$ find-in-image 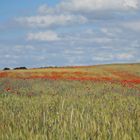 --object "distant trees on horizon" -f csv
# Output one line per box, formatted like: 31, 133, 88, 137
13, 67, 27, 70
3, 67, 27, 71
3, 67, 10, 71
